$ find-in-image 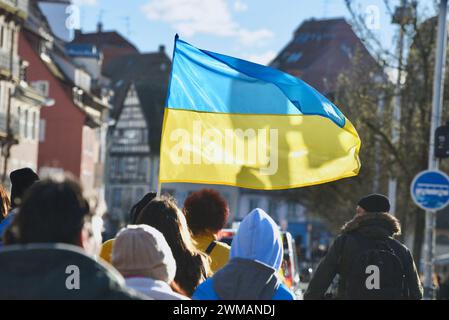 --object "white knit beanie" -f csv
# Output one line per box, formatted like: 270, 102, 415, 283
112, 224, 176, 283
